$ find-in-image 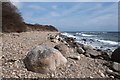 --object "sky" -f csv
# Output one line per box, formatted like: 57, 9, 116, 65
11, 2, 118, 31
